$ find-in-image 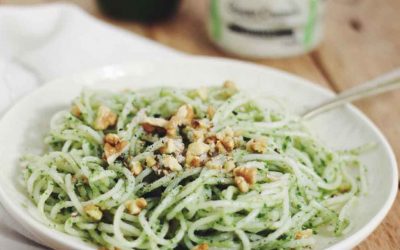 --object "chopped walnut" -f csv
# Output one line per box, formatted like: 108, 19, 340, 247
234, 130, 243, 137
162, 155, 183, 171
338, 183, 351, 193
207, 106, 215, 119
216, 127, 235, 152
221, 137, 235, 151
191, 119, 210, 130
125, 198, 147, 215
207, 141, 217, 156
70, 105, 81, 117
187, 141, 210, 156
188, 155, 202, 167
233, 135, 244, 148
205, 134, 217, 144
94, 105, 117, 130
191, 129, 206, 141
83, 204, 102, 221
141, 117, 168, 133
196, 87, 208, 100
81, 175, 89, 184
192, 243, 209, 250
295, 229, 313, 239
129, 161, 143, 176
205, 160, 223, 170
135, 197, 147, 208
186, 141, 210, 167
71, 175, 77, 183
233, 167, 257, 185
175, 104, 194, 122
166, 104, 194, 136
216, 127, 234, 139
205, 155, 225, 170
224, 160, 236, 172
187, 120, 210, 142
246, 137, 268, 154
234, 176, 249, 193
160, 138, 184, 154
215, 141, 227, 154
104, 133, 120, 145
103, 134, 129, 164
146, 156, 157, 167
71, 175, 88, 184
151, 164, 166, 176
223, 80, 237, 90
